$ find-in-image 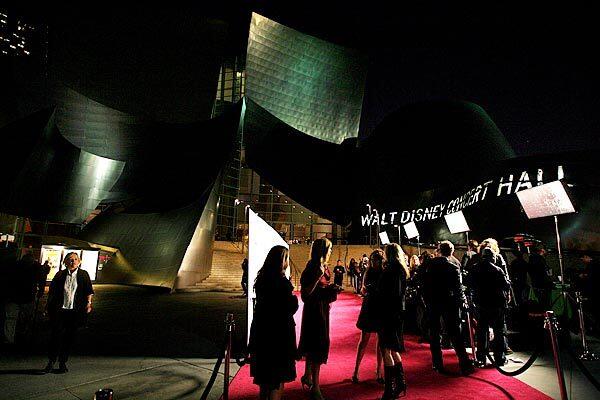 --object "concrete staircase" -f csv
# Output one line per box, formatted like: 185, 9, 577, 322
193, 241, 246, 292
187, 242, 385, 292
